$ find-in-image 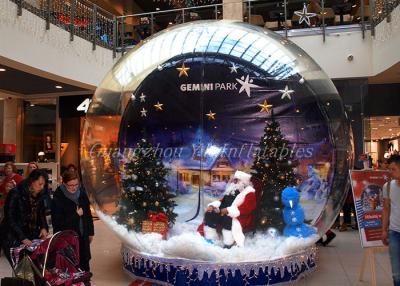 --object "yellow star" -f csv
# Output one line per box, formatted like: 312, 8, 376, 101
258, 100, 273, 113
206, 110, 216, 120
177, 63, 190, 77
154, 101, 163, 111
